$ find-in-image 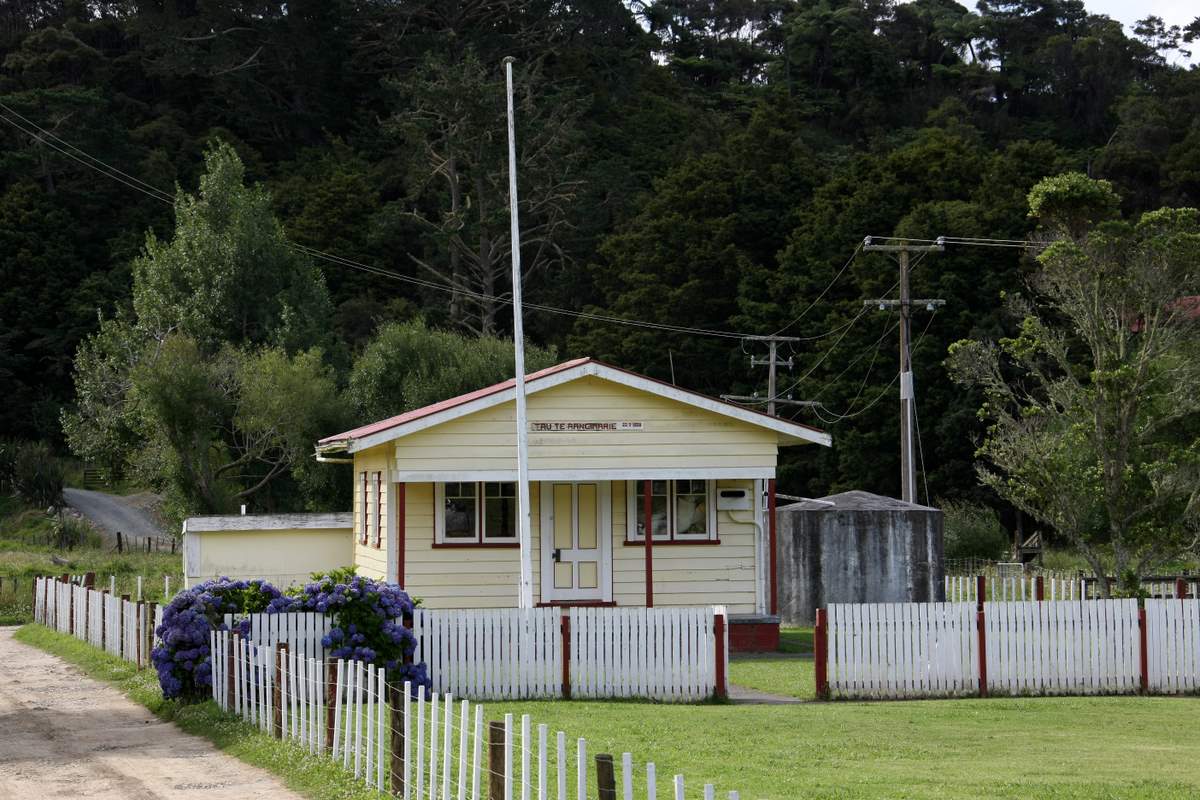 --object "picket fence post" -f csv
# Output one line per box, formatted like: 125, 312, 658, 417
596, 754, 617, 800
814, 608, 829, 699
713, 610, 727, 700
561, 613, 572, 700
1138, 605, 1149, 694
488, 720, 505, 800
976, 607, 988, 698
